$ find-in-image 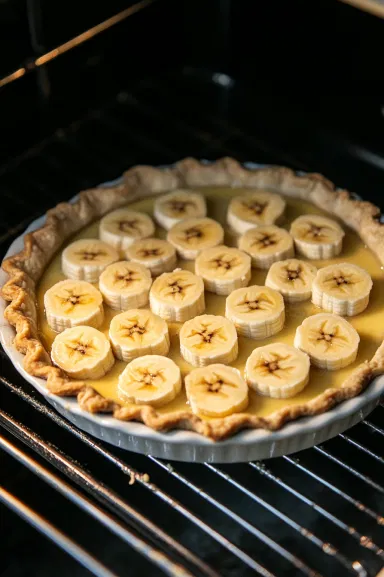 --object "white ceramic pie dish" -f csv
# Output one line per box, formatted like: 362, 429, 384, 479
1, 167, 383, 463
